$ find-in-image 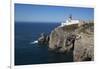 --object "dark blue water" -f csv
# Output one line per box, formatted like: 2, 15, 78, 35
15, 22, 73, 65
